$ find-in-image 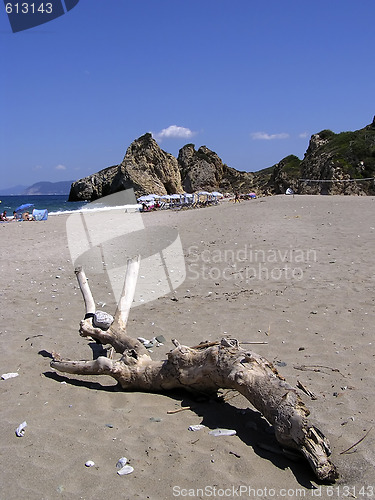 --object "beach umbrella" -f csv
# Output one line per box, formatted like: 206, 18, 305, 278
196, 191, 210, 202
137, 195, 155, 202
15, 203, 34, 213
